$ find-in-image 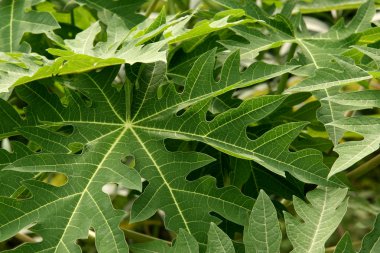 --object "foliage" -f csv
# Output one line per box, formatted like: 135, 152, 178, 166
0, 0, 379, 252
